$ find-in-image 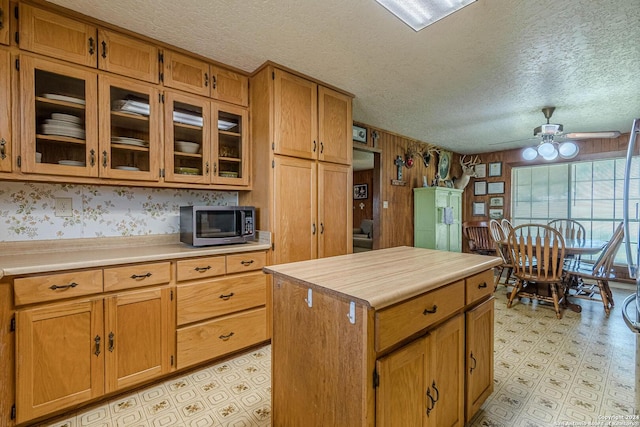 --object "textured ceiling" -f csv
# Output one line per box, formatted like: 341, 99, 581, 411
47, 0, 640, 154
